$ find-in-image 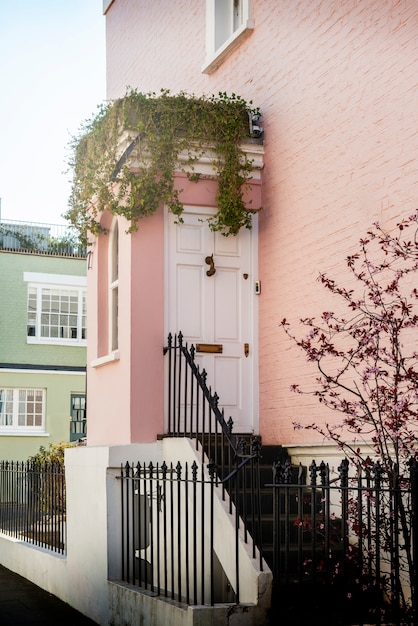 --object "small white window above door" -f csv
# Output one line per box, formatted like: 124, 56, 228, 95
202, 0, 254, 74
